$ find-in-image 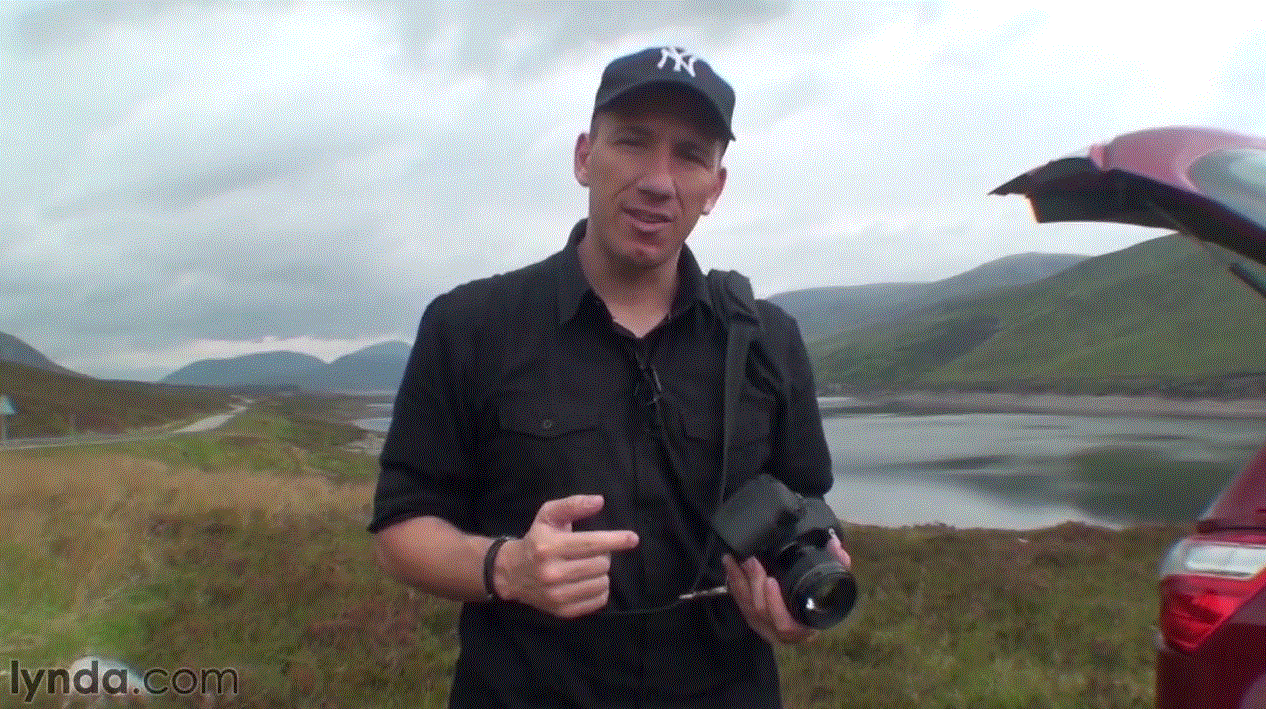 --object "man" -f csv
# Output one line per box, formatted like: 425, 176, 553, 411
370, 46, 848, 708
